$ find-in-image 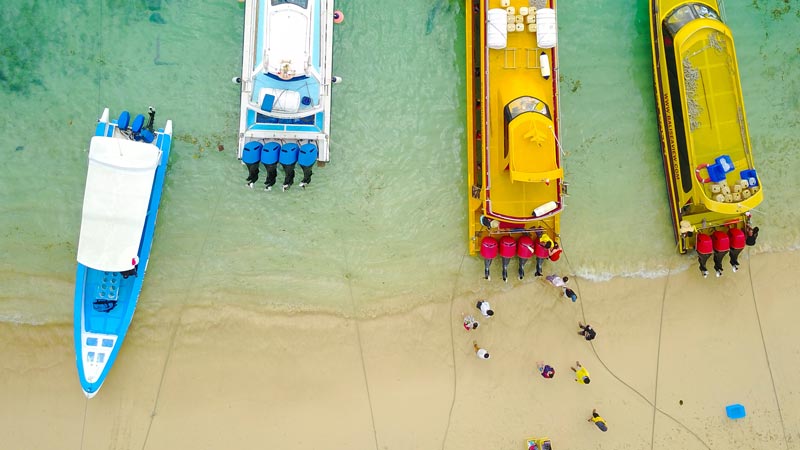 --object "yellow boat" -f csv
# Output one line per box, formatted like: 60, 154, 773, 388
650, 0, 762, 256
465, 0, 565, 278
